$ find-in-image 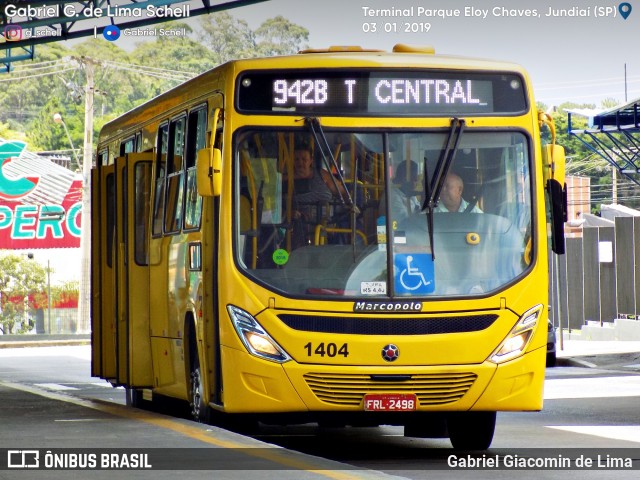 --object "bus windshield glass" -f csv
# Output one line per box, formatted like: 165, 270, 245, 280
235, 128, 532, 298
